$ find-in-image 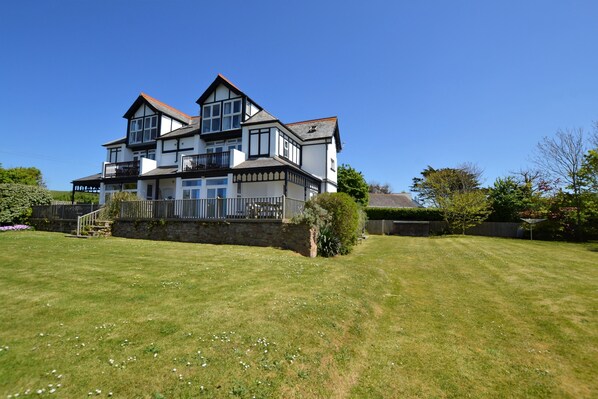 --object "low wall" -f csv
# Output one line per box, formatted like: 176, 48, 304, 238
29, 218, 77, 234
112, 219, 317, 257
367, 220, 522, 238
